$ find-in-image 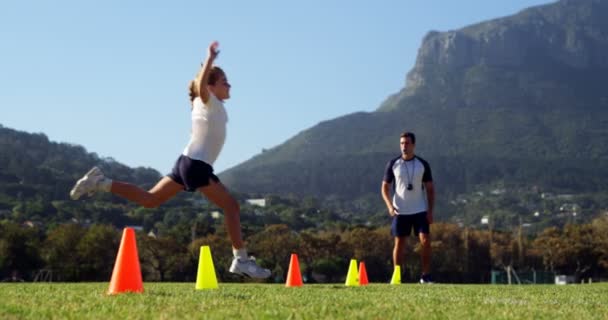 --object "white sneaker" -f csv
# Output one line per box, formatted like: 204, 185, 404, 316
70, 167, 105, 200
229, 257, 271, 279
